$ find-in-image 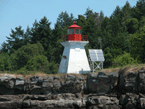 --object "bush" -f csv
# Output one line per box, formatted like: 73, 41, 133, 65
0, 53, 11, 71
112, 52, 137, 67
10, 42, 45, 70
48, 61, 59, 74
25, 55, 49, 72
